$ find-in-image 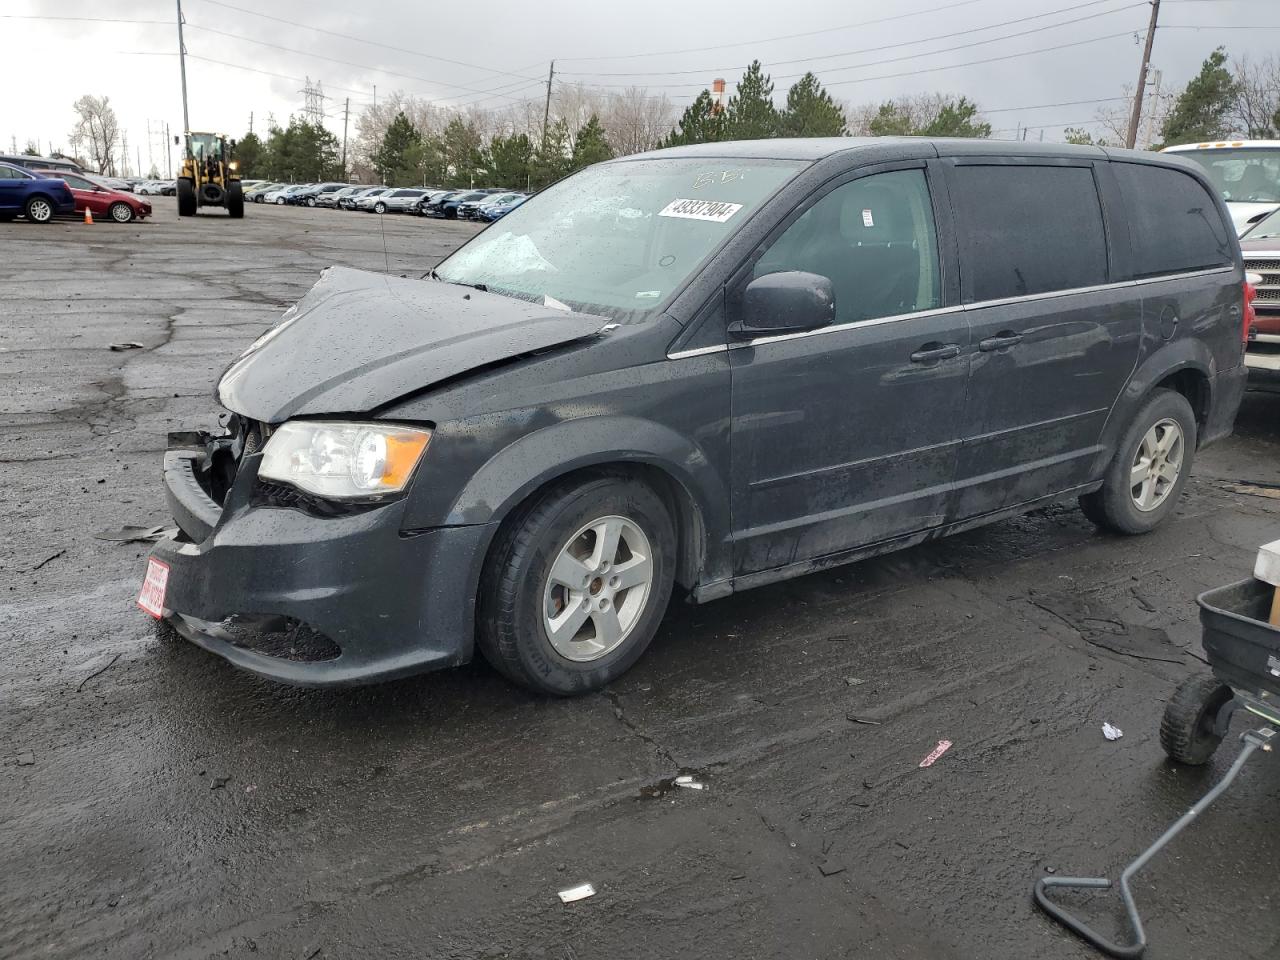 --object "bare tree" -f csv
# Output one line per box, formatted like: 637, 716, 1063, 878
601, 88, 676, 155
69, 95, 120, 174
1232, 55, 1280, 138
845, 93, 958, 137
